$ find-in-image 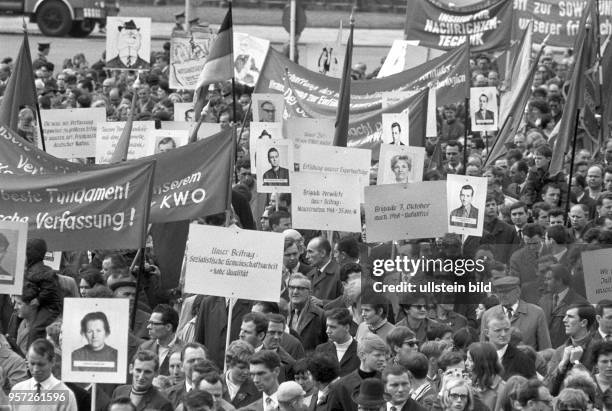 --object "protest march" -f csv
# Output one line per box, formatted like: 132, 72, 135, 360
2, 0, 612, 410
